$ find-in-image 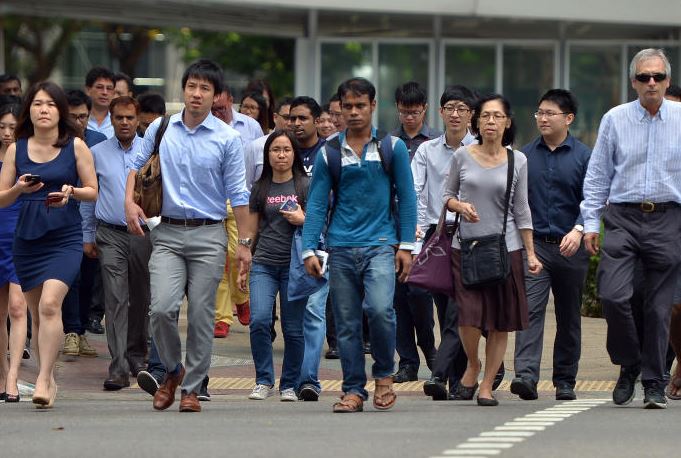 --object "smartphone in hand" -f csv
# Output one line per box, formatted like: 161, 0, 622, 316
280, 198, 299, 212
24, 174, 41, 185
